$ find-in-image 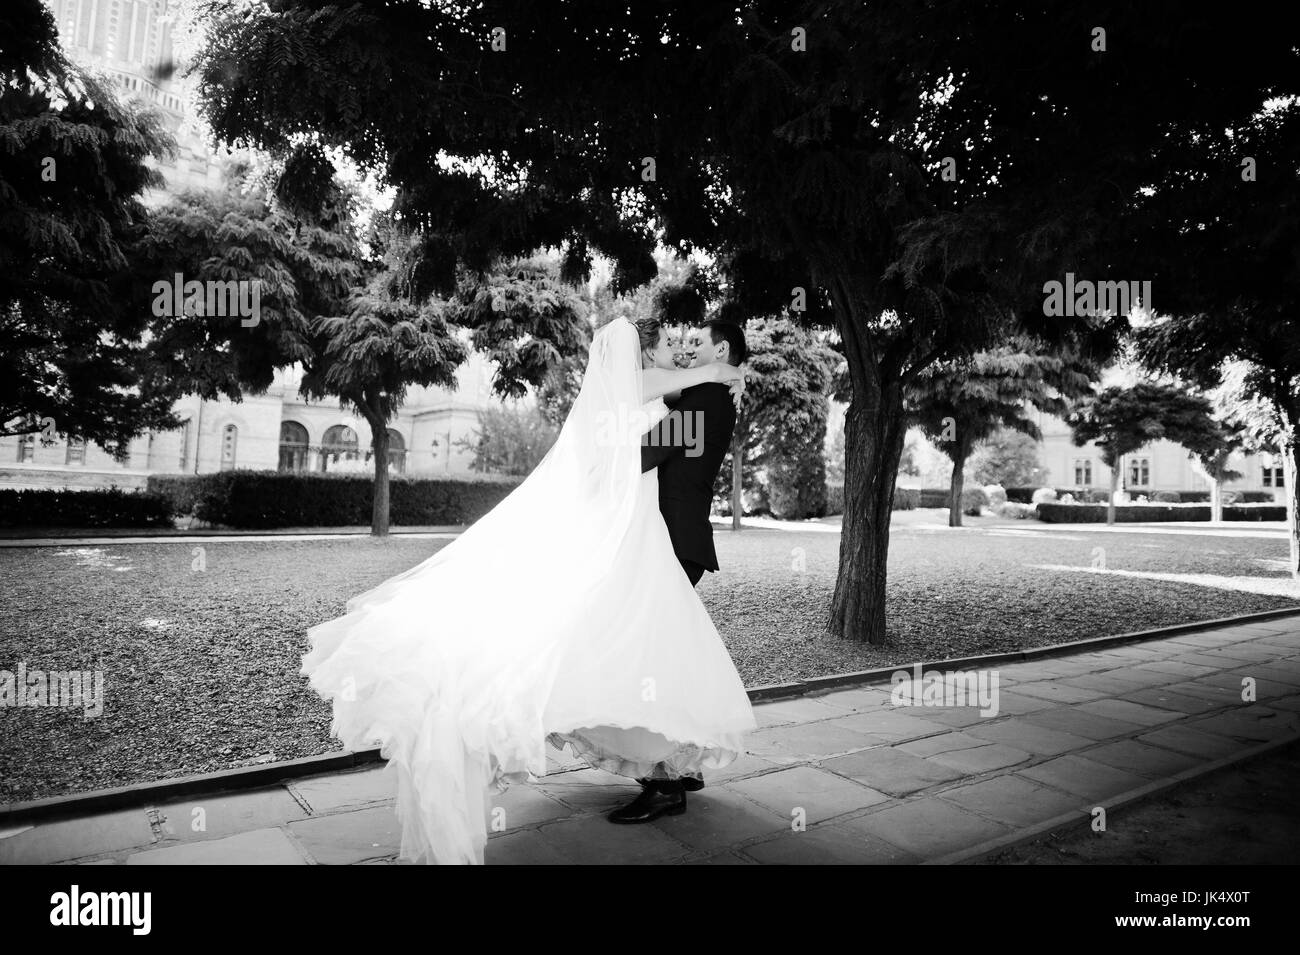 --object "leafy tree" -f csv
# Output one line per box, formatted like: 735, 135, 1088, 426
969, 429, 1046, 488
304, 236, 588, 534
457, 403, 559, 476
907, 342, 1091, 526
1066, 384, 1220, 524
716, 317, 839, 522
1132, 96, 1300, 565
193, 1, 1295, 642
1183, 417, 1246, 523
0, 0, 178, 451
136, 160, 363, 403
